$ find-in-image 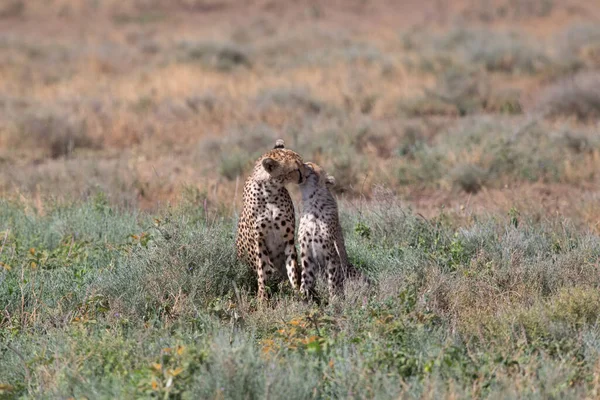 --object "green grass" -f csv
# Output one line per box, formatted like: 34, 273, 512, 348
1, 195, 600, 398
